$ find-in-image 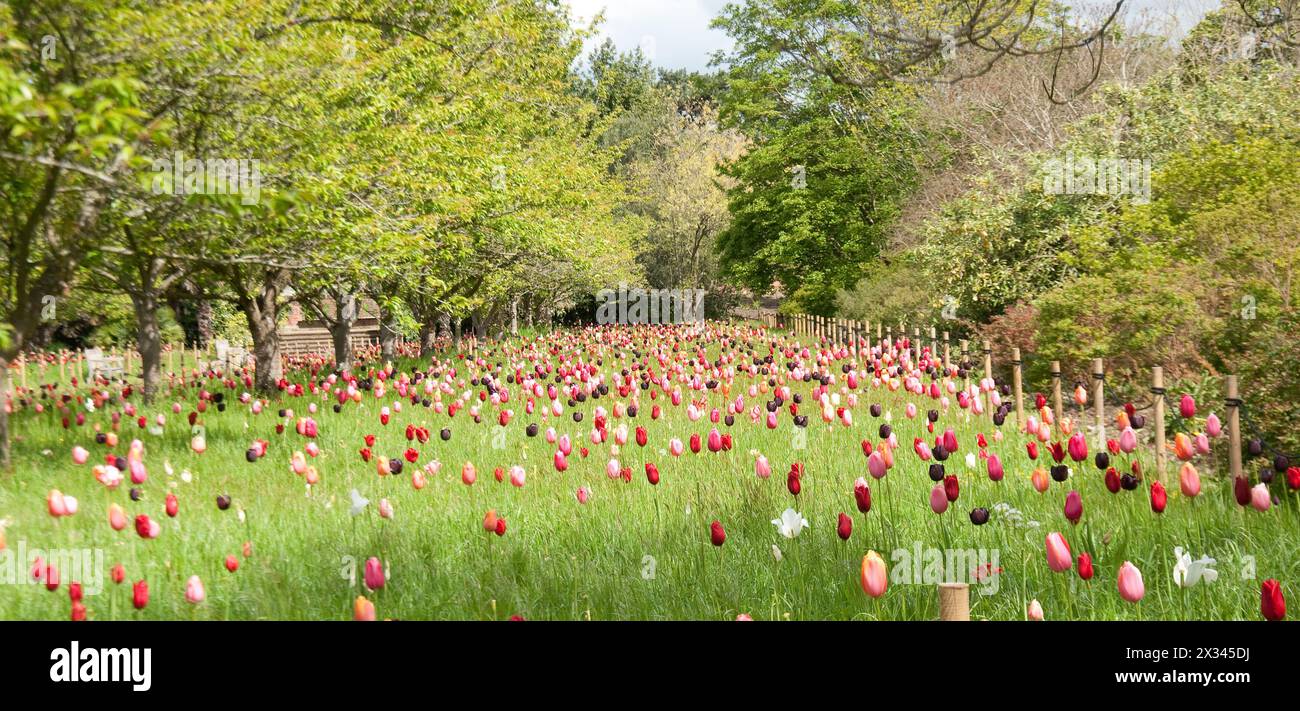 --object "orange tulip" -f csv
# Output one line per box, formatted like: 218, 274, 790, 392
1173, 432, 1195, 461
1031, 468, 1050, 493
354, 595, 376, 621
860, 551, 888, 598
